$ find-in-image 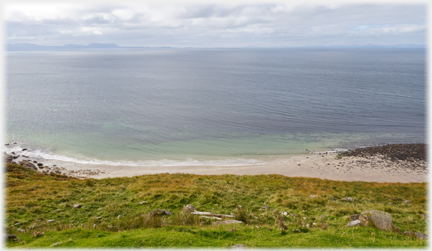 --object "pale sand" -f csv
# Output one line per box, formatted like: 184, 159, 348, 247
16, 152, 427, 183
